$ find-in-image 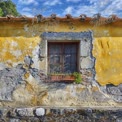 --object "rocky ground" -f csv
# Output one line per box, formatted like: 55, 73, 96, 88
0, 107, 122, 122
